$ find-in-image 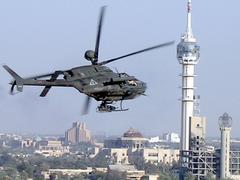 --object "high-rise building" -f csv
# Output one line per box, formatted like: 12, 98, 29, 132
65, 122, 92, 145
